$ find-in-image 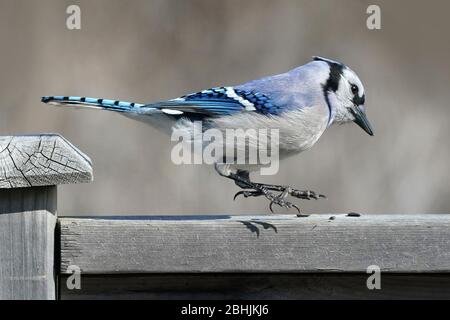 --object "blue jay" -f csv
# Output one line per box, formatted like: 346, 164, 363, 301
42, 56, 373, 213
